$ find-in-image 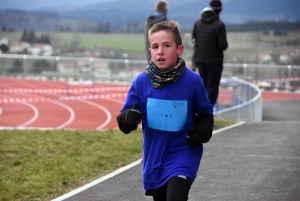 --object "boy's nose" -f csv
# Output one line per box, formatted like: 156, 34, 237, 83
158, 47, 164, 54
